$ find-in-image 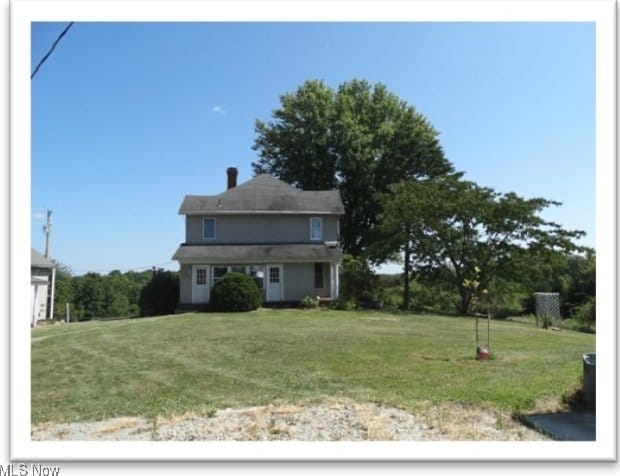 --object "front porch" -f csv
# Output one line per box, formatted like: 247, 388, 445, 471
178, 261, 340, 306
